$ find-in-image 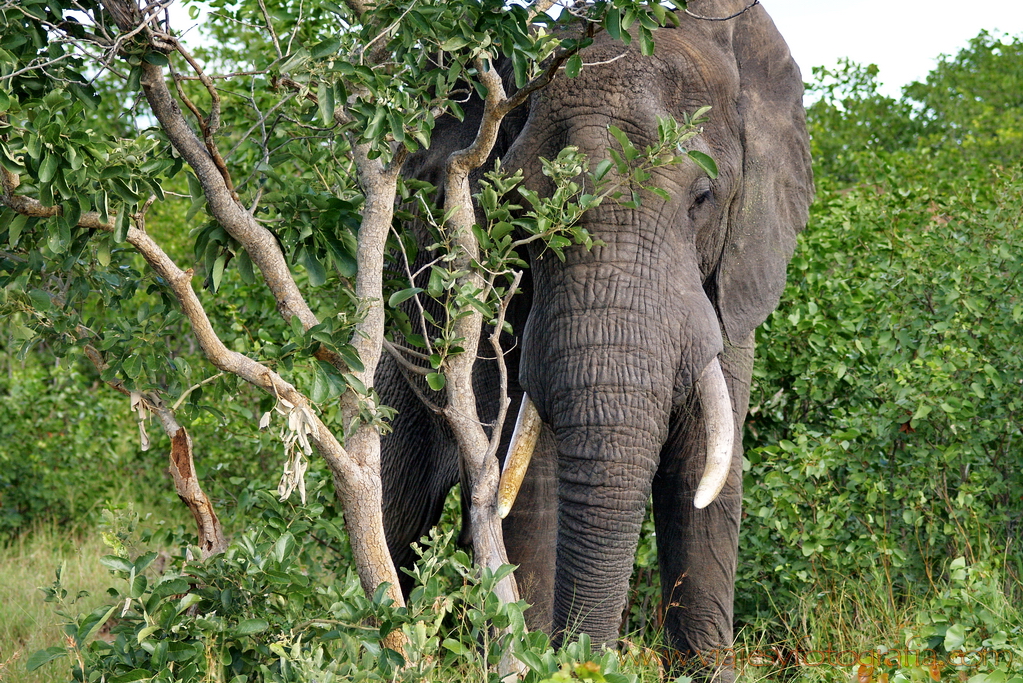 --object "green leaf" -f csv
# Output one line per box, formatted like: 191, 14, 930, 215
122, 354, 143, 379
47, 216, 71, 254
96, 236, 111, 266
687, 150, 718, 178
115, 207, 130, 242
279, 48, 310, 73
311, 363, 329, 403
604, 6, 621, 40
593, 158, 613, 181
78, 603, 119, 645
134, 551, 158, 572
211, 252, 227, 292
310, 37, 341, 59
62, 200, 81, 229
38, 152, 58, 184
338, 345, 364, 373
639, 26, 654, 56
127, 65, 142, 91
607, 125, 637, 160
100, 555, 133, 573
389, 287, 423, 308
8, 213, 28, 246
234, 618, 269, 636
236, 248, 254, 283
944, 622, 966, 651
565, 54, 583, 79
318, 81, 335, 126
426, 372, 445, 391
343, 372, 367, 394
511, 51, 528, 89
514, 647, 544, 673
26, 647, 67, 671
29, 289, 51, 311
272, 532, 296, 564
137, 624, 160, 644
176, 592, 202, 613
129, 573, 148, 599
0, 141, 25, 173
109, 669, 153, 683
438, 36, 469, 52
301, 249, 327, 286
